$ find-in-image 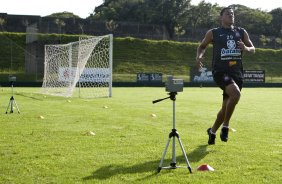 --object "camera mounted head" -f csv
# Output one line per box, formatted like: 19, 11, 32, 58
8, 75, 16, 85
165, 75, 183, 93
152, 75, 184, 104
